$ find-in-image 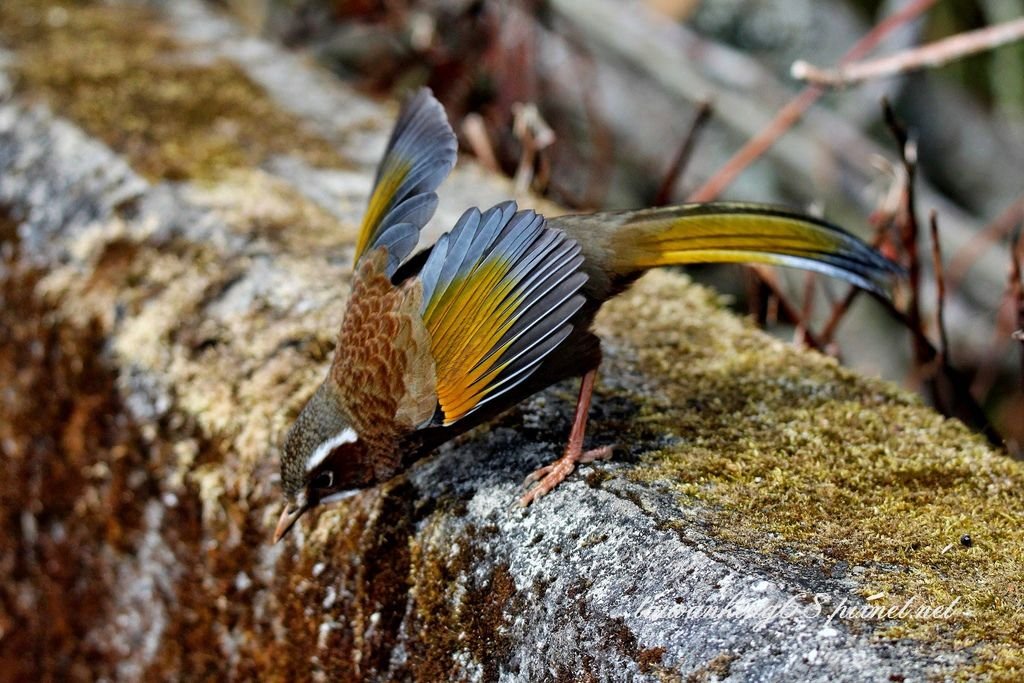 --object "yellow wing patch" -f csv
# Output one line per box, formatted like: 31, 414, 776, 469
351, 89, 456, 276
426, 259, 524, 422
354, 160, 409, 262
419, 202, 587, 426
